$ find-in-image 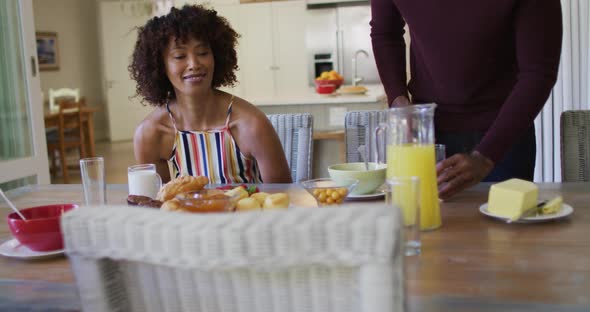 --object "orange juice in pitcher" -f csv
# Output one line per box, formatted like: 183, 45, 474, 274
376, 104, 442, 231
387, 144, 441, 230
